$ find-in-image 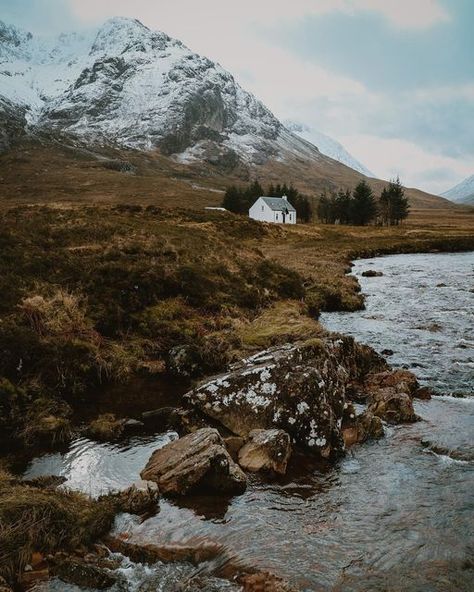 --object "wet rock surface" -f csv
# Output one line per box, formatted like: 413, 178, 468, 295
86, 413, 126, 441
421, 439, 474, 462
52, 559, 117, 590
364, 369, 419, 397
238, 429, 291, 475
186, 336, 386, 459
343, 410, 384, 447
361, 270, 383, 277
363, 369, 419, 423
140, 428, 247, 496
112, 480, 160, 516
106, 536, 225, 566
368, 388, 417, 423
